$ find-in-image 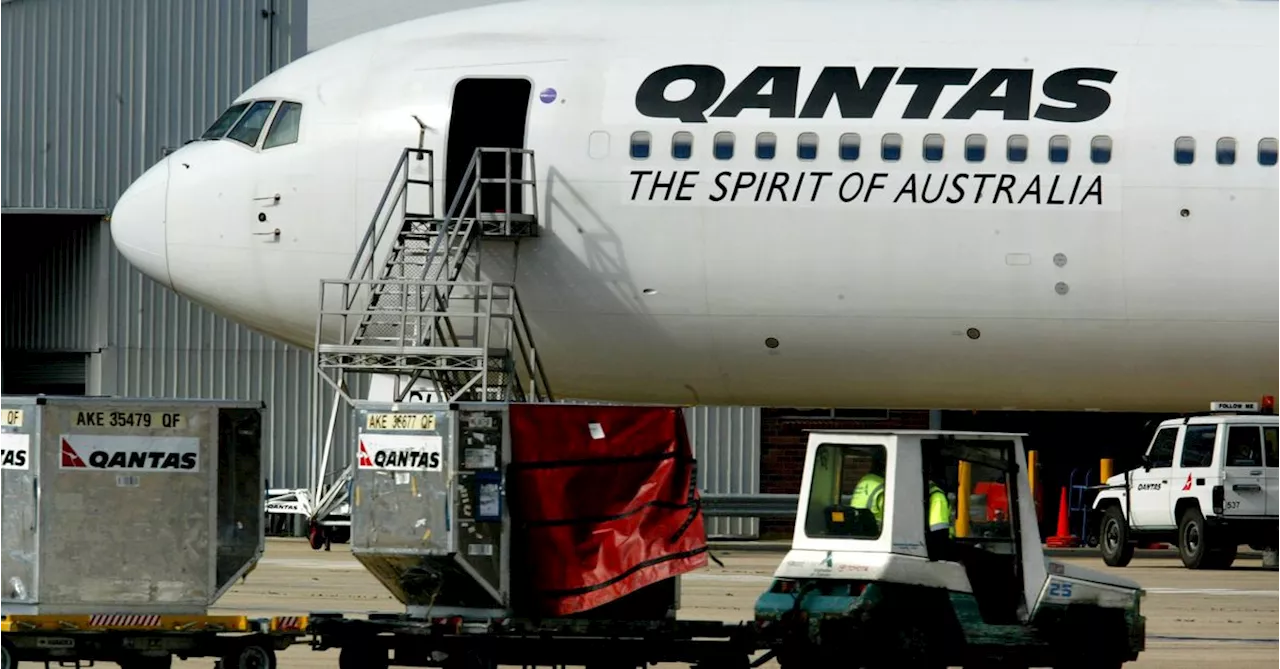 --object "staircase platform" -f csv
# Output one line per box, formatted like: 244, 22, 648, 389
404, 213, 538, 239
317, 344, 512, 372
